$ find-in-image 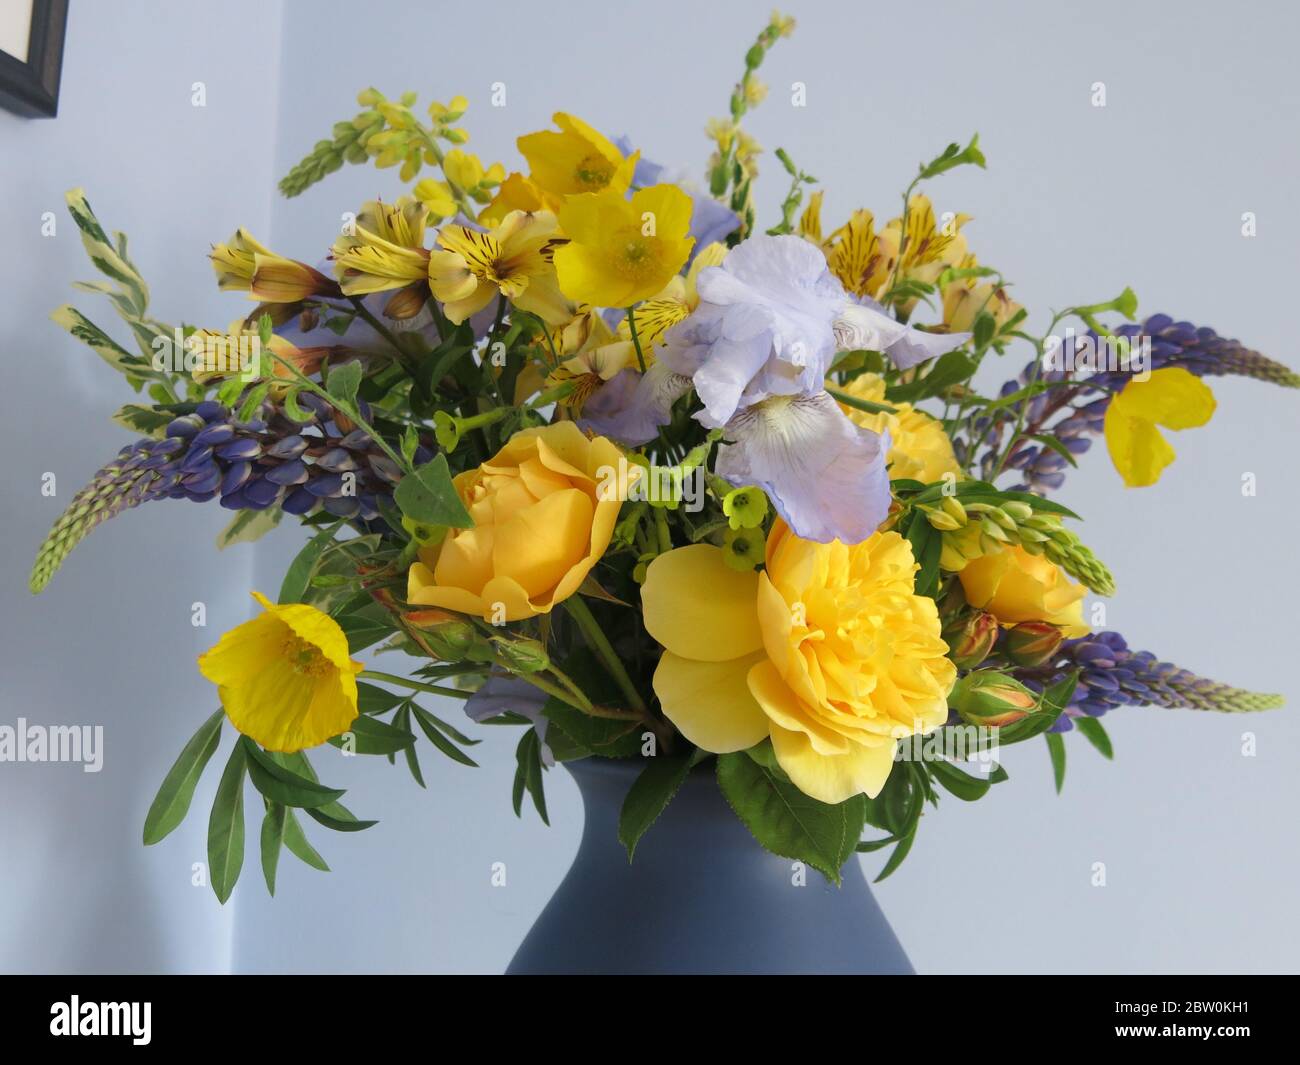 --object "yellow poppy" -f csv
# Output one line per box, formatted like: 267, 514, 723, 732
554, 184, 695, 308
517, 112, 637, 199
198, 592, 364, 752
1103, 367, 1216, 487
